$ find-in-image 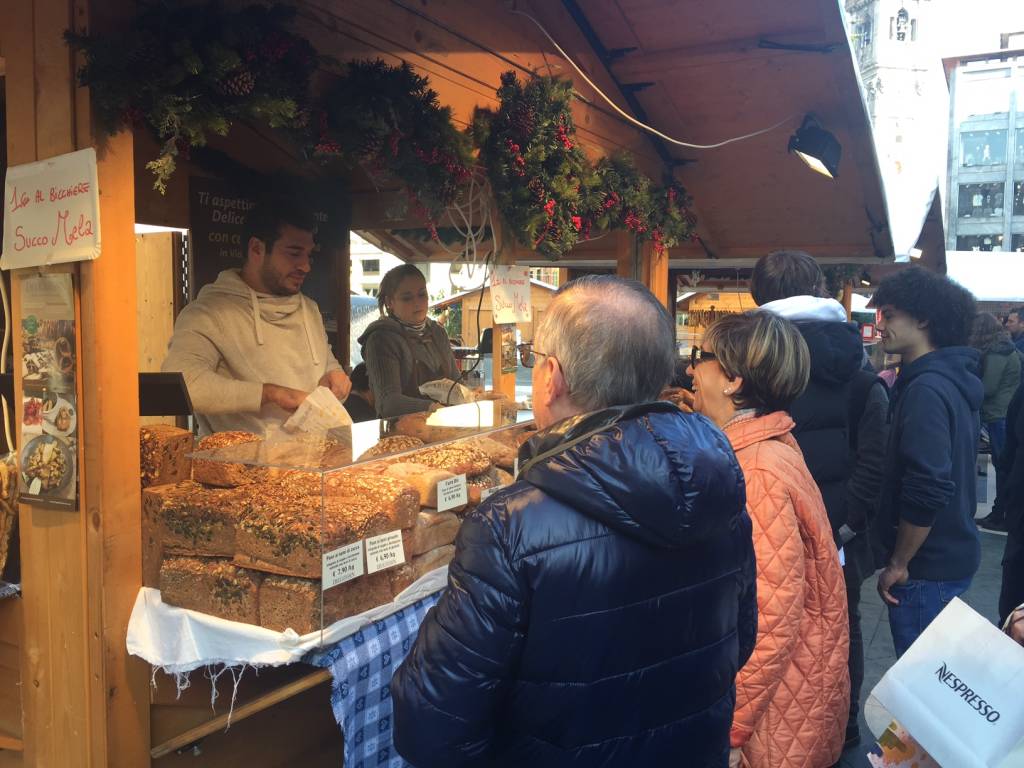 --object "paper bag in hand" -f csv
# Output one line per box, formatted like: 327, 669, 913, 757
282, 386, 353, 433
